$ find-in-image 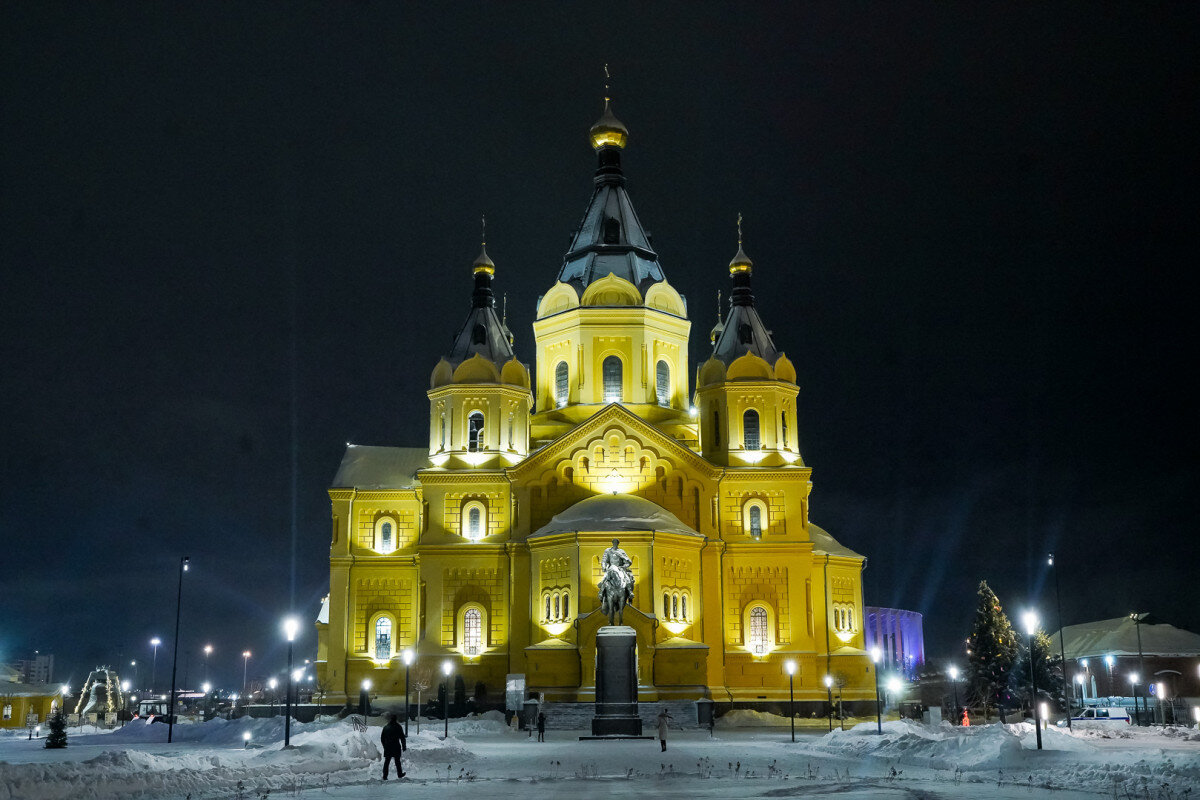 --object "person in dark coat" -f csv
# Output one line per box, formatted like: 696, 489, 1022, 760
536, 711, 546, 742
380, 712, 408, 780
